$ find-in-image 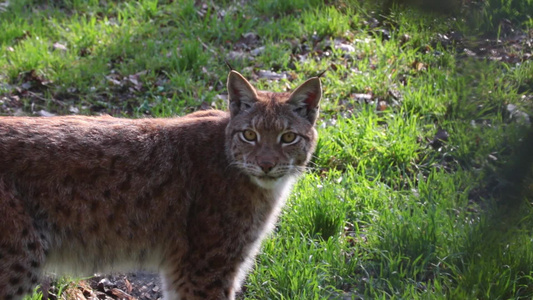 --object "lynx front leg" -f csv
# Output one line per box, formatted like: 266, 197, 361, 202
0, 188, 46, 300
0, 239, 43, 300
160, 254, 242, 300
